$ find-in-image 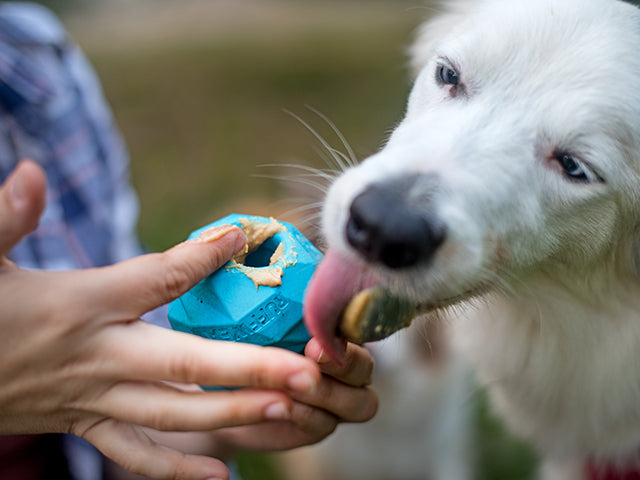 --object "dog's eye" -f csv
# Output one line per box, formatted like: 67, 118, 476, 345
436, 64, 459, 86
551, 151, 605, 184
557, 154, 589, 181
